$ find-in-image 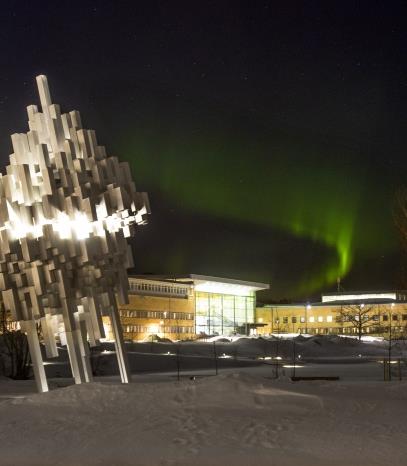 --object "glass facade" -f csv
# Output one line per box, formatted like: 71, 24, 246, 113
195, 291, 255, 335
